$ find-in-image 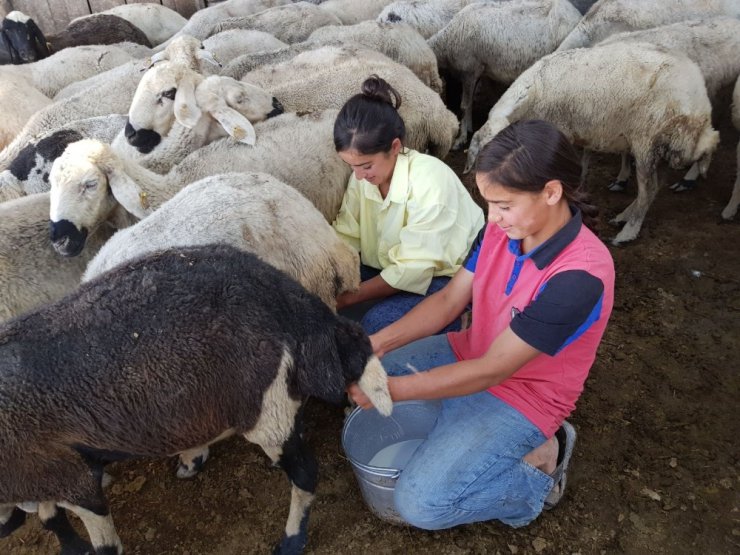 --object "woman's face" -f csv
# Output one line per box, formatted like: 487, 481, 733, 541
338, 138, 402, 189
476, 175, 564, 248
